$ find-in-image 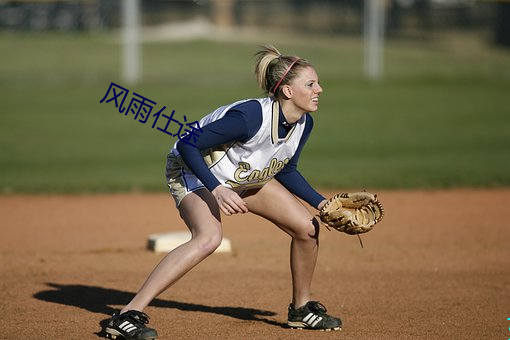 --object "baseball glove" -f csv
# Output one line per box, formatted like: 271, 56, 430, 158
319, 192, 384, 237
